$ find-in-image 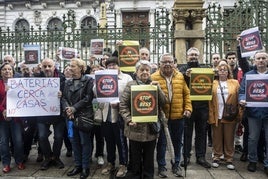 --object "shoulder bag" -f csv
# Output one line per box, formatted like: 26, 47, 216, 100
219, 82, 239, 121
